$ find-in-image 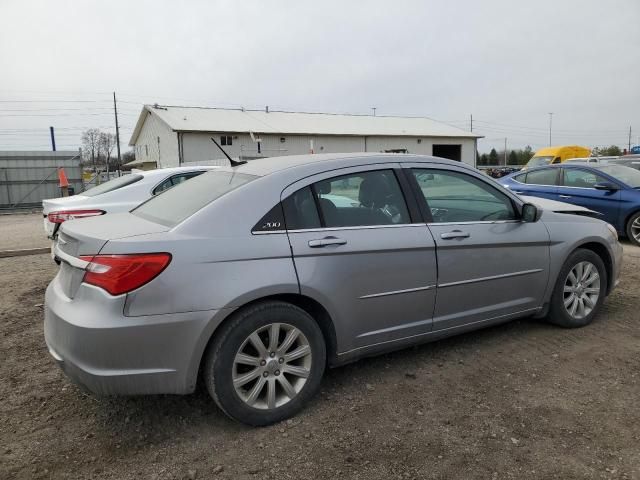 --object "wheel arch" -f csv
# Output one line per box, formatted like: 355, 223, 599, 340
194, 293, 339, 390
573, 241, 614, 295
